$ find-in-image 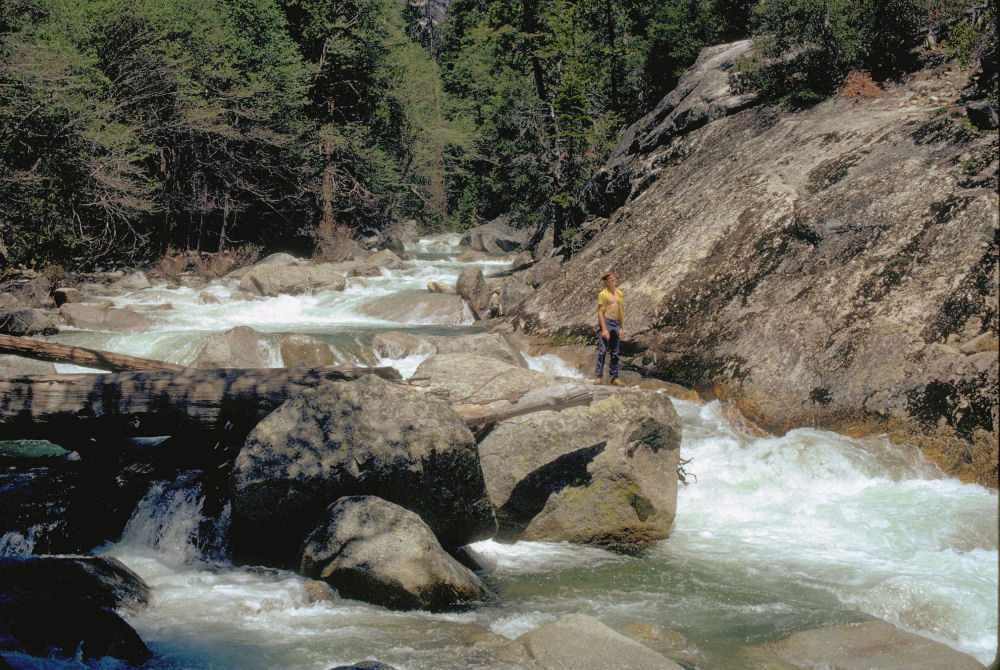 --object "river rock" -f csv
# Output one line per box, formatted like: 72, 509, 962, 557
198, 291, 220, 304
0, 353, 57, 375
412, 353, 572, 404
0, 556, 152, 664
52, 287, 84, 306
239, 263, 346, 297
492, 613, 684, 670
478, 388, 681, 548
427, 333, 528, 368
230, 374, 495, 567
498, 271, 535, 315
0, 308, 59, 336
329, 662, 399, 670
744, 620, 986, 670
60, 303, 155, 332
511, 39, 1000, 459
427, 280, 456, 294
194, 325, 271, 368
457, 250, 485, 263
280, 333, 335, 367
109, 271, 152, 292
371, 331, 427, 359
363, 249, 404, 269
360, 290, 472, 325
456, 267, 491, 319
300, 496, 490, 611
257, 252, 303, 266
348, 263, 384, 278
1, 277, 55, 308
460, 216, 528, 253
